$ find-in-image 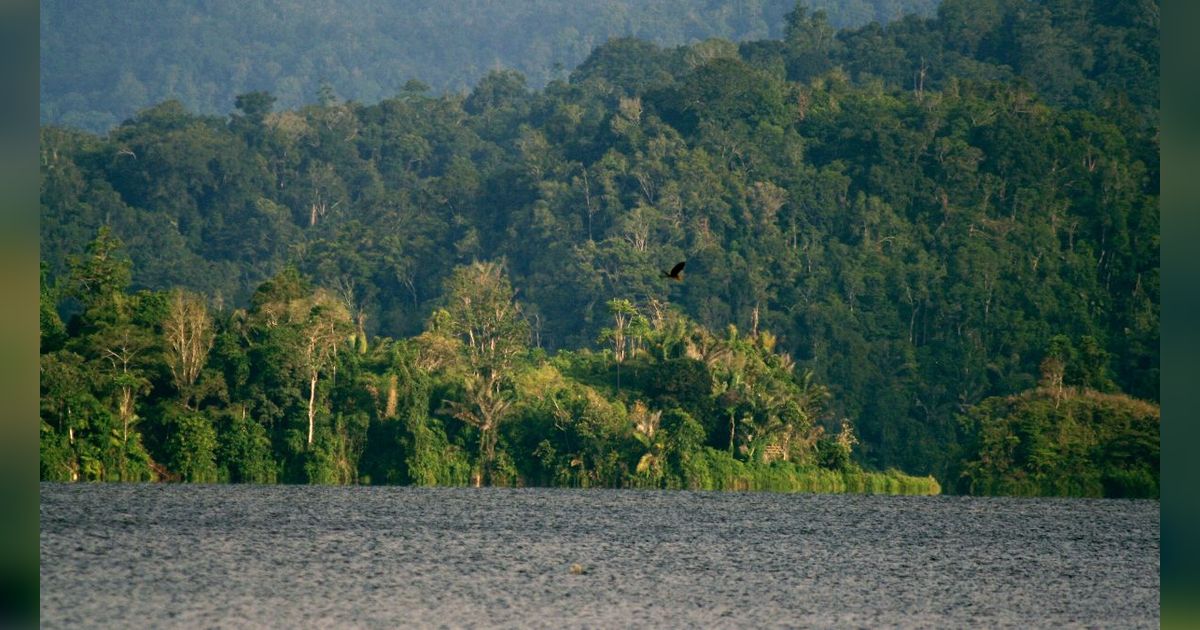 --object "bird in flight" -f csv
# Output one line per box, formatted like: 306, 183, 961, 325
663, 261, 686, 281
